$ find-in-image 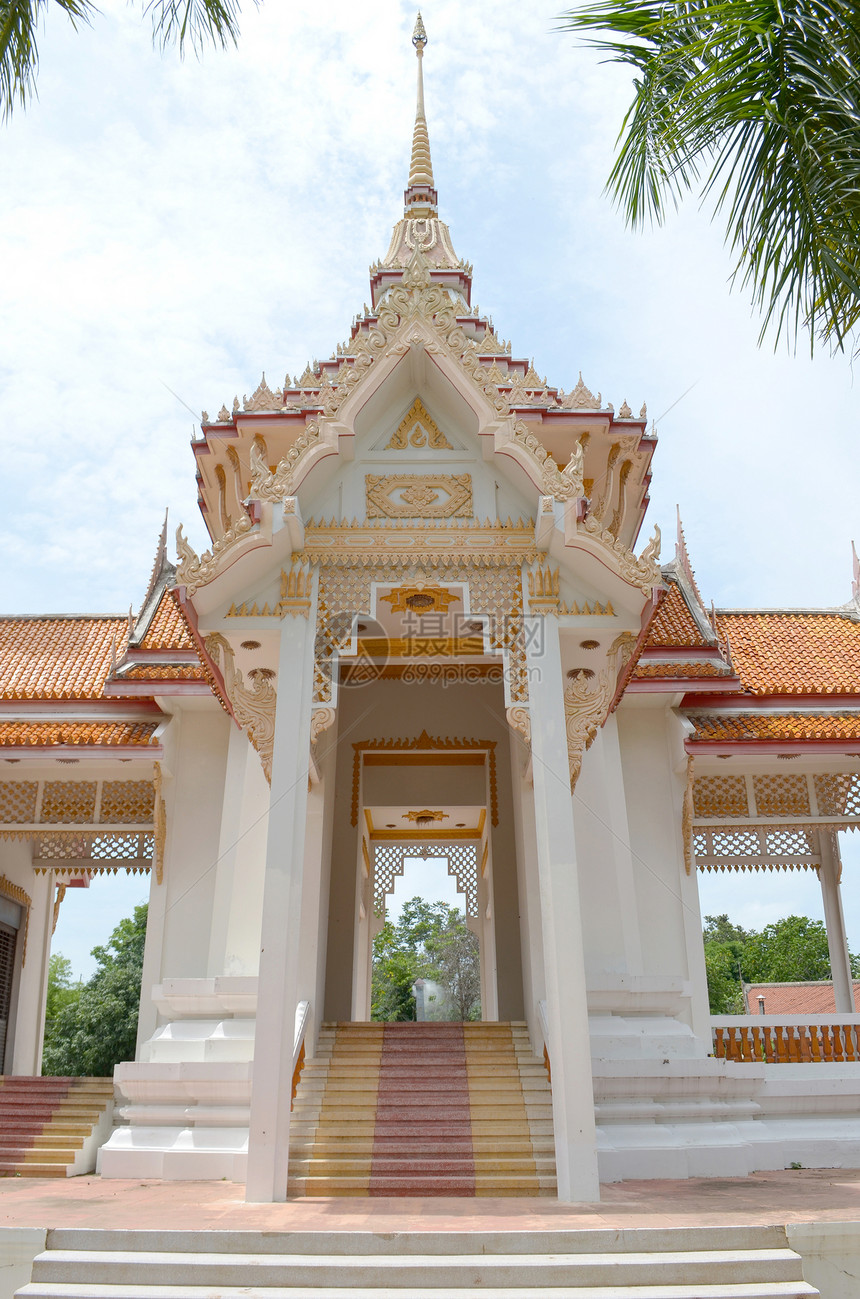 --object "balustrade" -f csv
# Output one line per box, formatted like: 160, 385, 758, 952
712, 1016, 860, 1063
